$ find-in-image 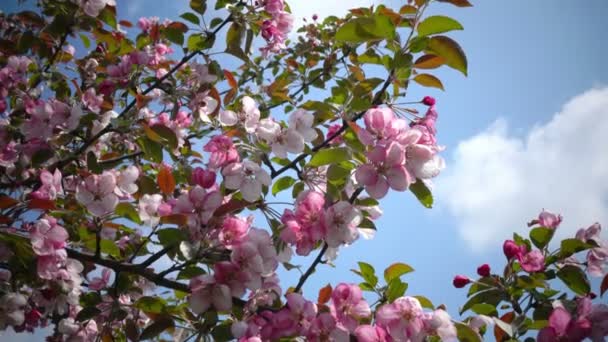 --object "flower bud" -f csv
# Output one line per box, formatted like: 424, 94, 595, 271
477, 264, 491, 277
191, 167, 216, 189
453, 275, 471, 288
503, 240, 521, 259
422, 96, 436, 106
